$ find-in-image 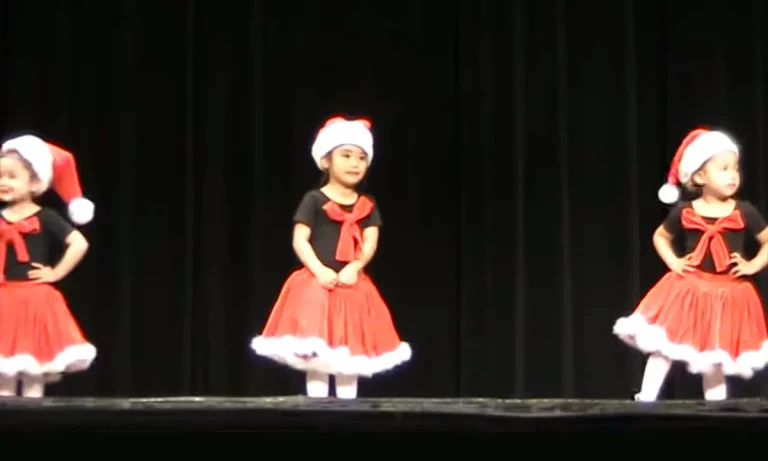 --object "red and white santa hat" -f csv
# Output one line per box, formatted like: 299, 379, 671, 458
311, 116, 374, 169
1, 134, 94, 225
657, 128, 740, 204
